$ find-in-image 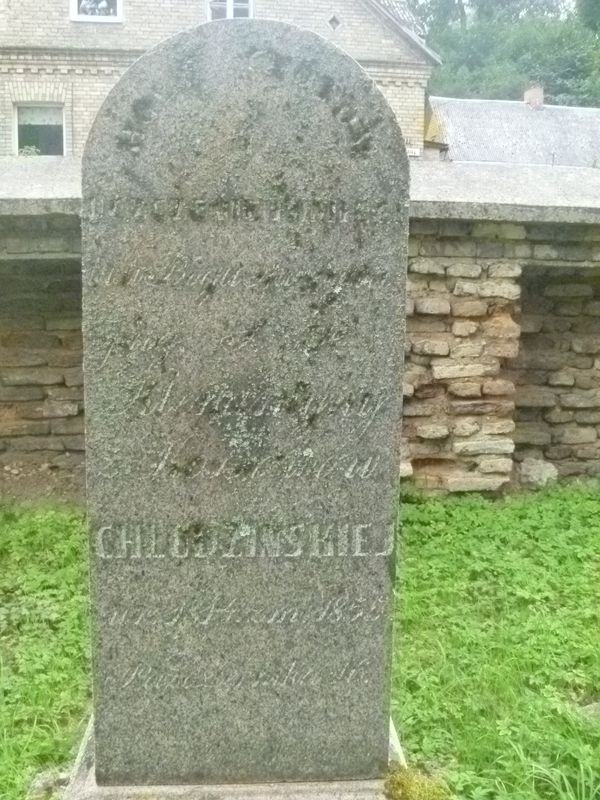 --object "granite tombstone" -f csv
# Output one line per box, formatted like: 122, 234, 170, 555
73, 19, 409, 799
